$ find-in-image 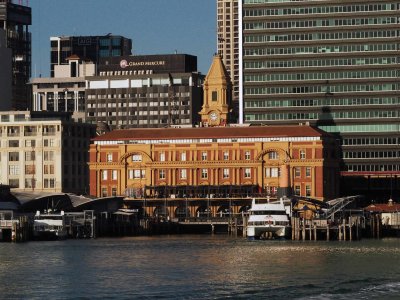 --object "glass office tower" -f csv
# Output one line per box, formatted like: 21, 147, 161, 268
241, 1, 400, 199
